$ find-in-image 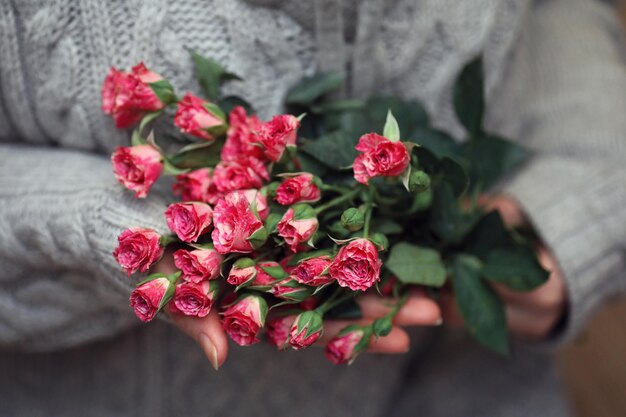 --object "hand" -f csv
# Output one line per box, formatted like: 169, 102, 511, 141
317, 289, 442, 353
151, 251, 229, 370
440, 195, 568, 341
